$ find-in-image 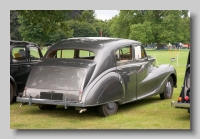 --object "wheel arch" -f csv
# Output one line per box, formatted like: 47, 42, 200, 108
84, 72, 125, 106
170, 73, 177, 88
158, 74, 175, 95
